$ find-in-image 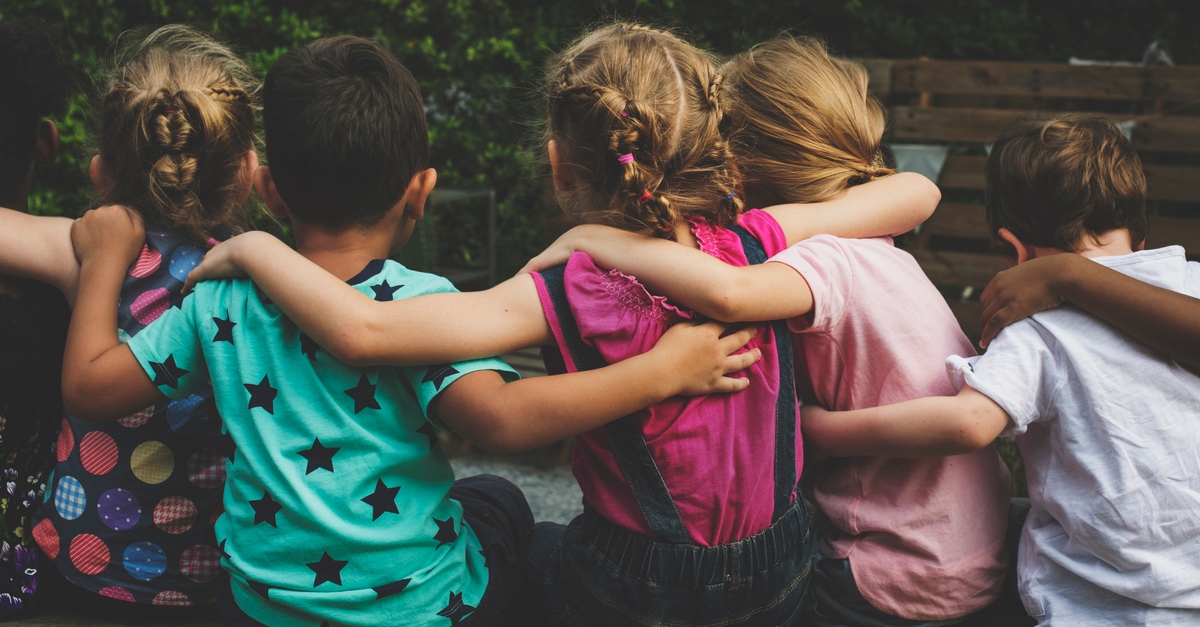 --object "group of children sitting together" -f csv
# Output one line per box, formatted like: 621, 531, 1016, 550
1, 14, 1198, 627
